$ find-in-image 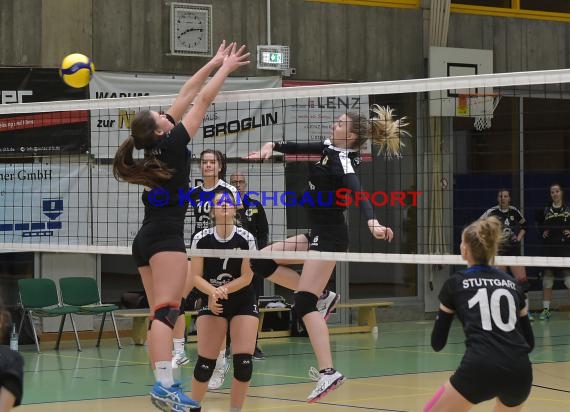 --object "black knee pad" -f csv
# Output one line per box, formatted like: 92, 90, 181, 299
153, 304, 180, 329
233, 353, 253, 382
179, 297, 185, 316
193, 355, 217, 383
294, 291, 318, 319
251, 258, 278, 279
